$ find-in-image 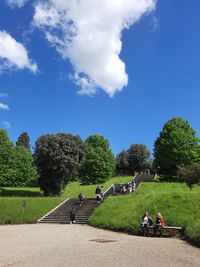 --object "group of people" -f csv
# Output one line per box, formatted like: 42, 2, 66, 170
141, 211, 164, 237
119, 180, 136, 194
95, 186, 105, 202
